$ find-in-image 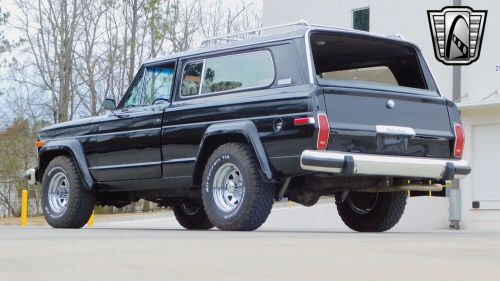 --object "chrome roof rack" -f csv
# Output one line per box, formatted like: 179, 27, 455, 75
387, 33, 406, 40
200, 20, 310, 47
